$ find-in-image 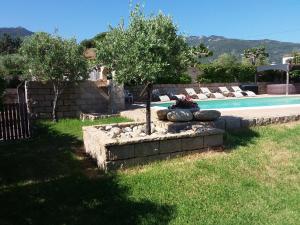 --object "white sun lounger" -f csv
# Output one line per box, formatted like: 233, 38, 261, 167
159, 95, 171, 102
219, 87, 244, 98
232, 86, 256, 97
174, 94, 186, 100
185, 88, 208, 100
200, 87, 225, 99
